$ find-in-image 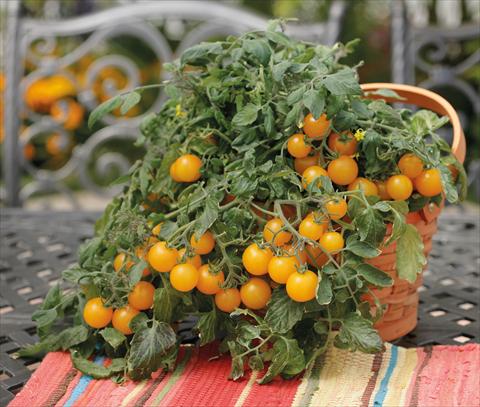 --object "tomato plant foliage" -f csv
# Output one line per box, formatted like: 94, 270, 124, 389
22, 21, 465, 383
